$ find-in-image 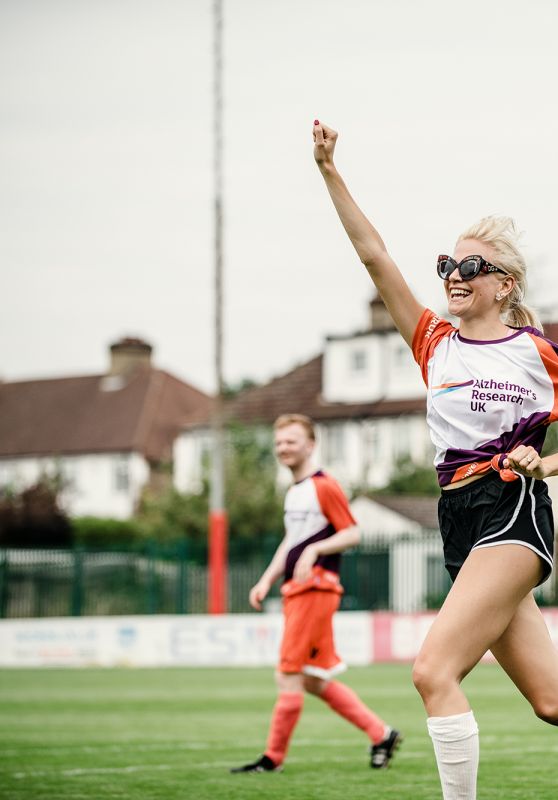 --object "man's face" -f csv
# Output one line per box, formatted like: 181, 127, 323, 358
274, 423, 315, 471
